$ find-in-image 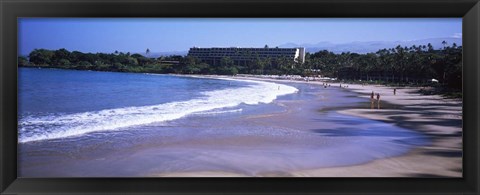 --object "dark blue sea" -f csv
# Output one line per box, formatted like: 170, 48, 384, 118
18, 68, 297, 143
